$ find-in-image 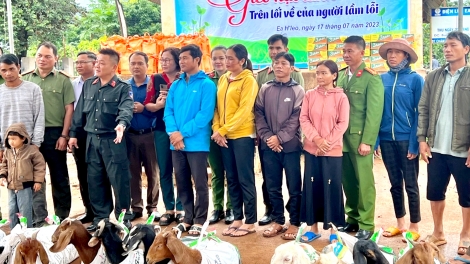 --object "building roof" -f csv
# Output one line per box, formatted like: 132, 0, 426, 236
423, 0, 445, 22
